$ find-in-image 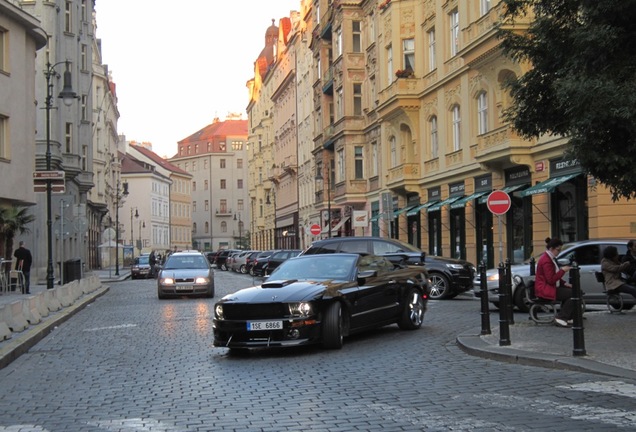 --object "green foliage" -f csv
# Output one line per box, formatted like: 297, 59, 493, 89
497, 0, 636, 200
0, 206, 36, 260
